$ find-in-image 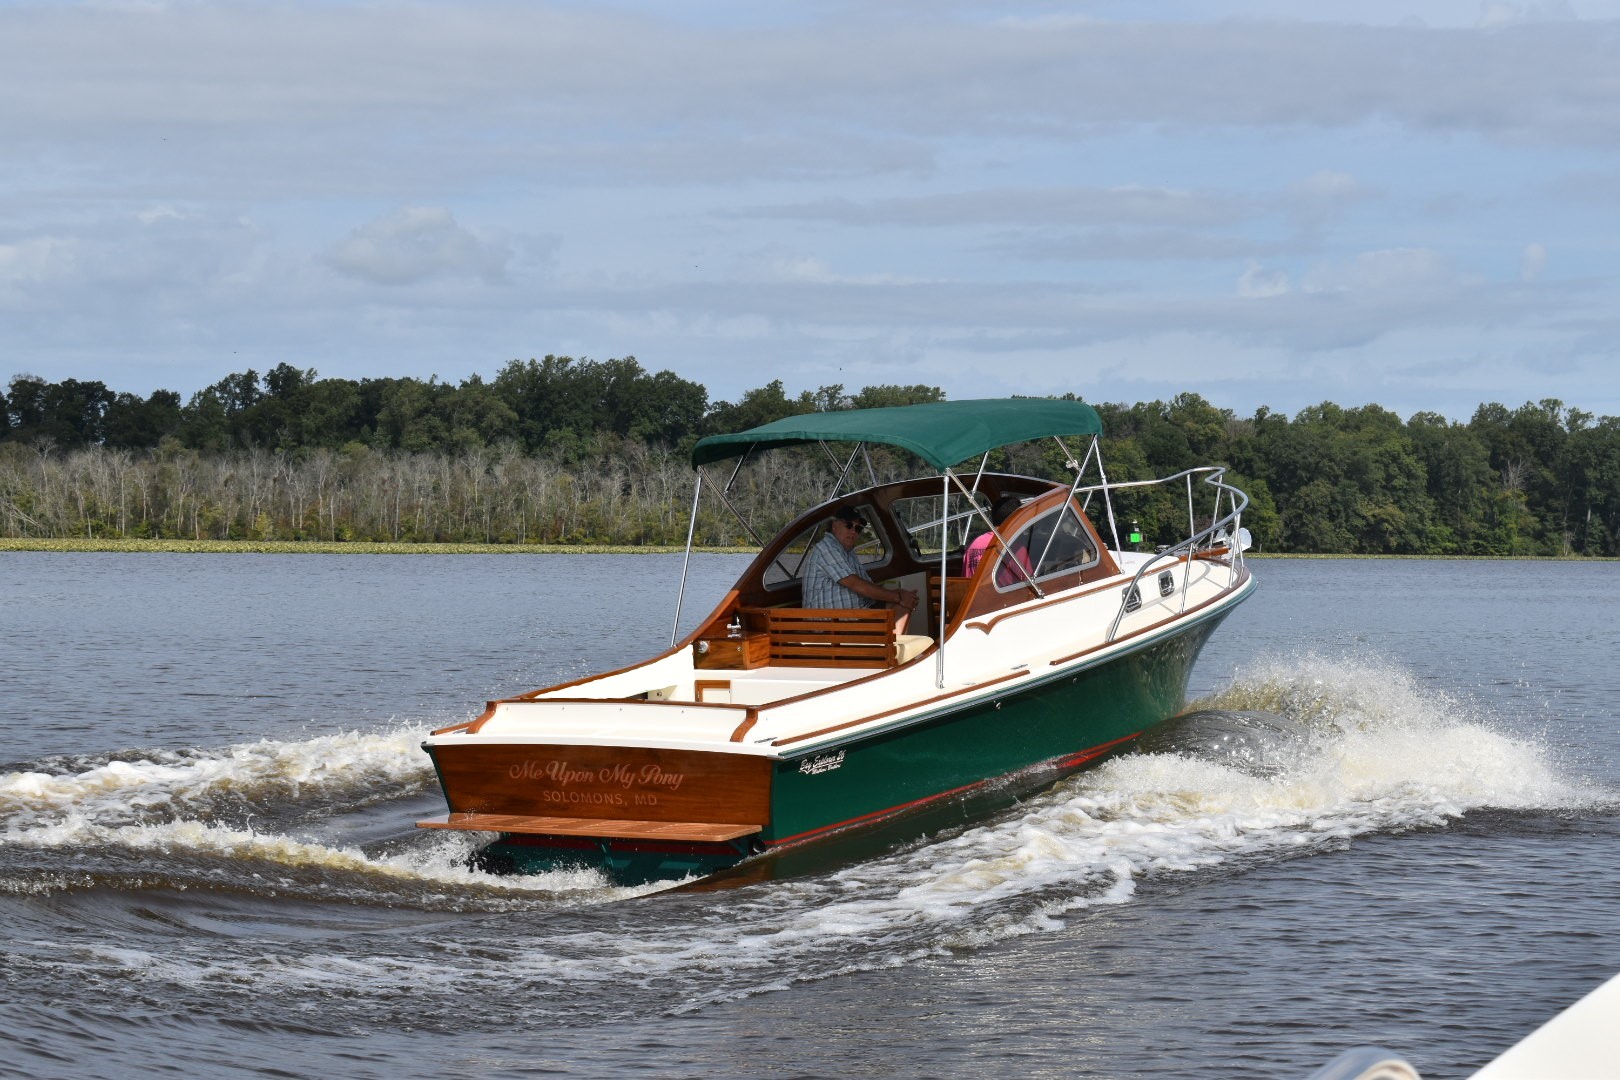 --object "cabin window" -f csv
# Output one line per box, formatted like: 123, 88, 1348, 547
992, 501, 1099, 593
890, 491, 986, 559
762, 504, 892, 591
